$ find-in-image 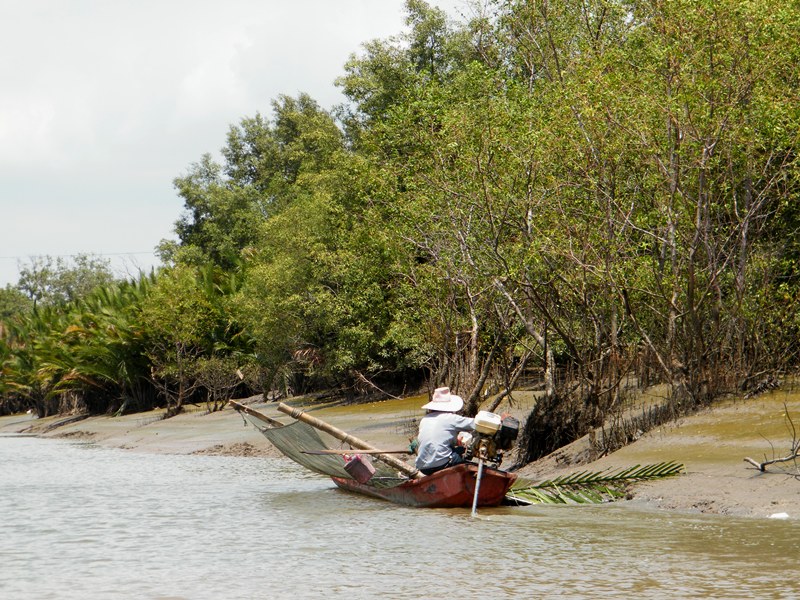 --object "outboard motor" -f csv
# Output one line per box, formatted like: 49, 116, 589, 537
462, 410, 519, 468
